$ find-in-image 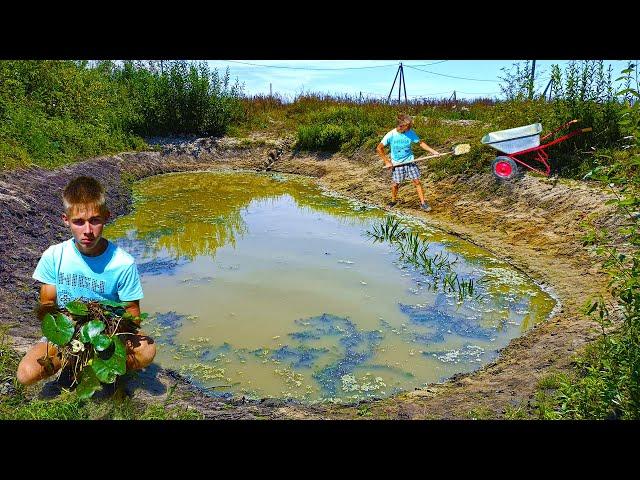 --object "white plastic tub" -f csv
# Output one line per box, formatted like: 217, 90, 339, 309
481, 123, 542, 154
